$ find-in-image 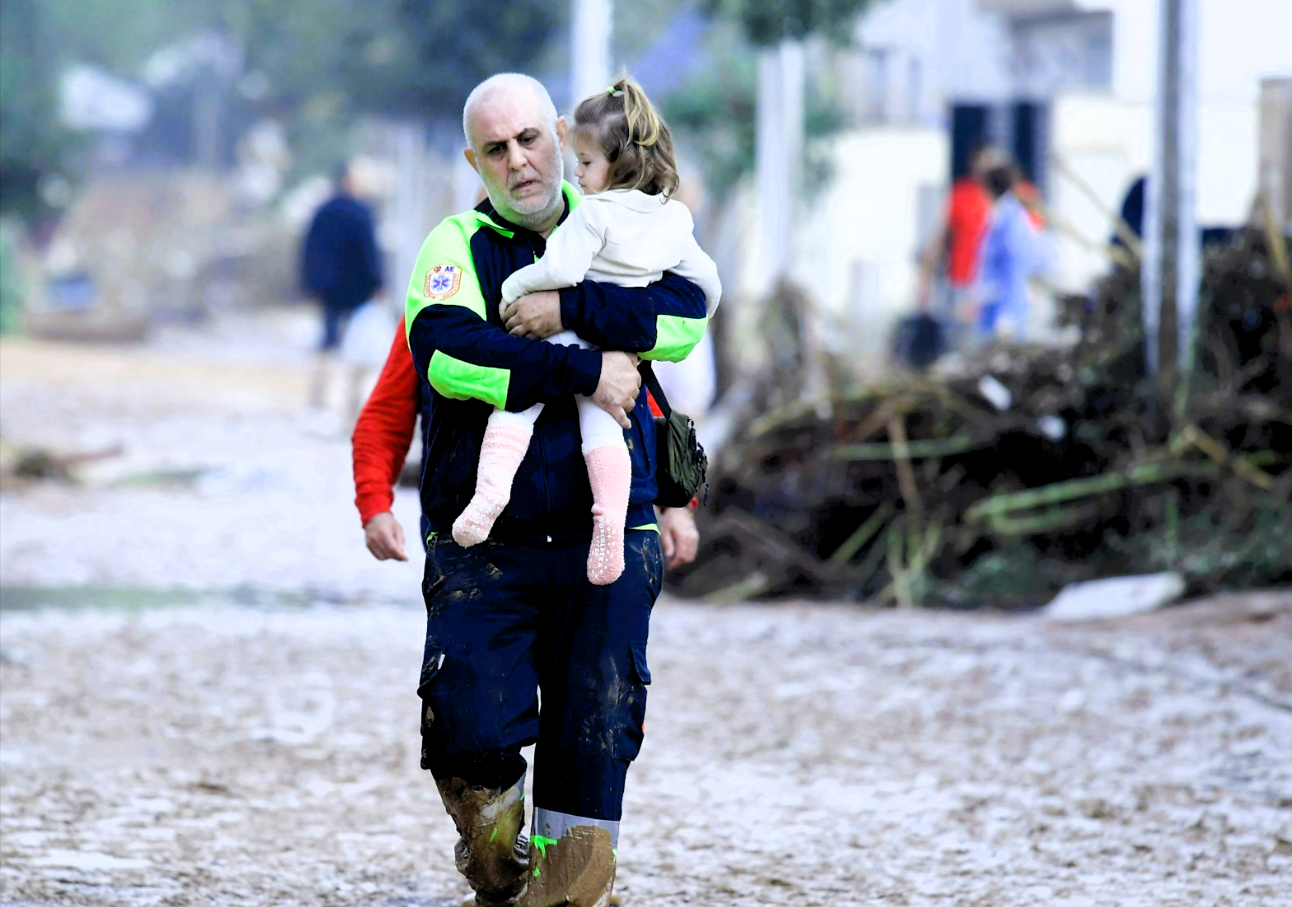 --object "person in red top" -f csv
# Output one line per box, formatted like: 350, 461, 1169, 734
352, 319, 700, 568
352, 319, 420, 561
917, 146, 1005, 316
